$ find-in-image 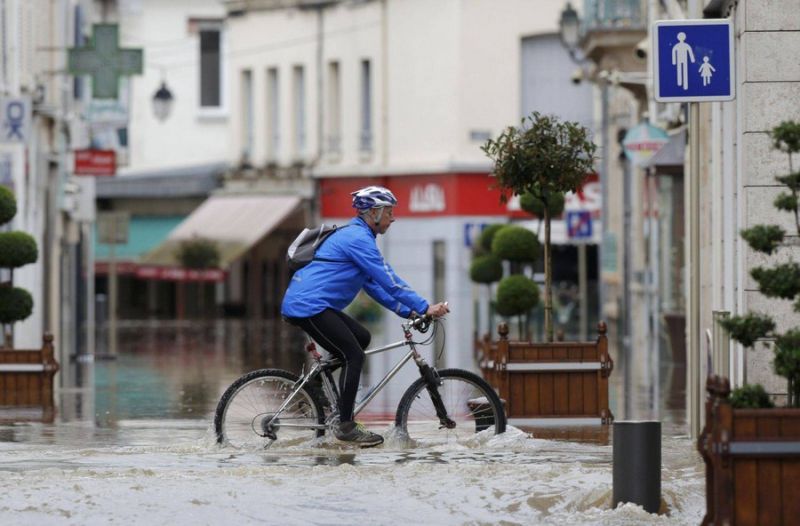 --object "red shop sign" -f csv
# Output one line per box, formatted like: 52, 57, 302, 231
319, 173, 599, 219
74, 149, 116, 176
